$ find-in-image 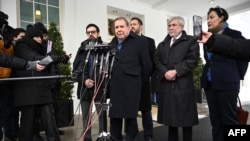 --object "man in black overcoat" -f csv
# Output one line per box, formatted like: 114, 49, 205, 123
130, 17, 156, 141
109, 17, 152, 141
